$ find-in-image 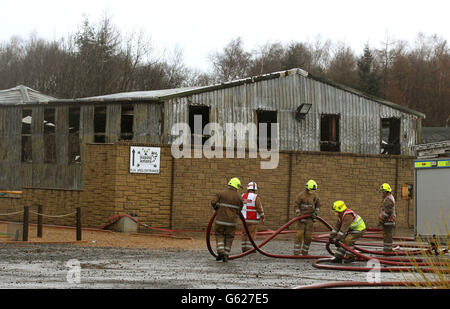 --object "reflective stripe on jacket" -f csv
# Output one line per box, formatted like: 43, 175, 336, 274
339, 209, 366, 232
211, 187, 244, 227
